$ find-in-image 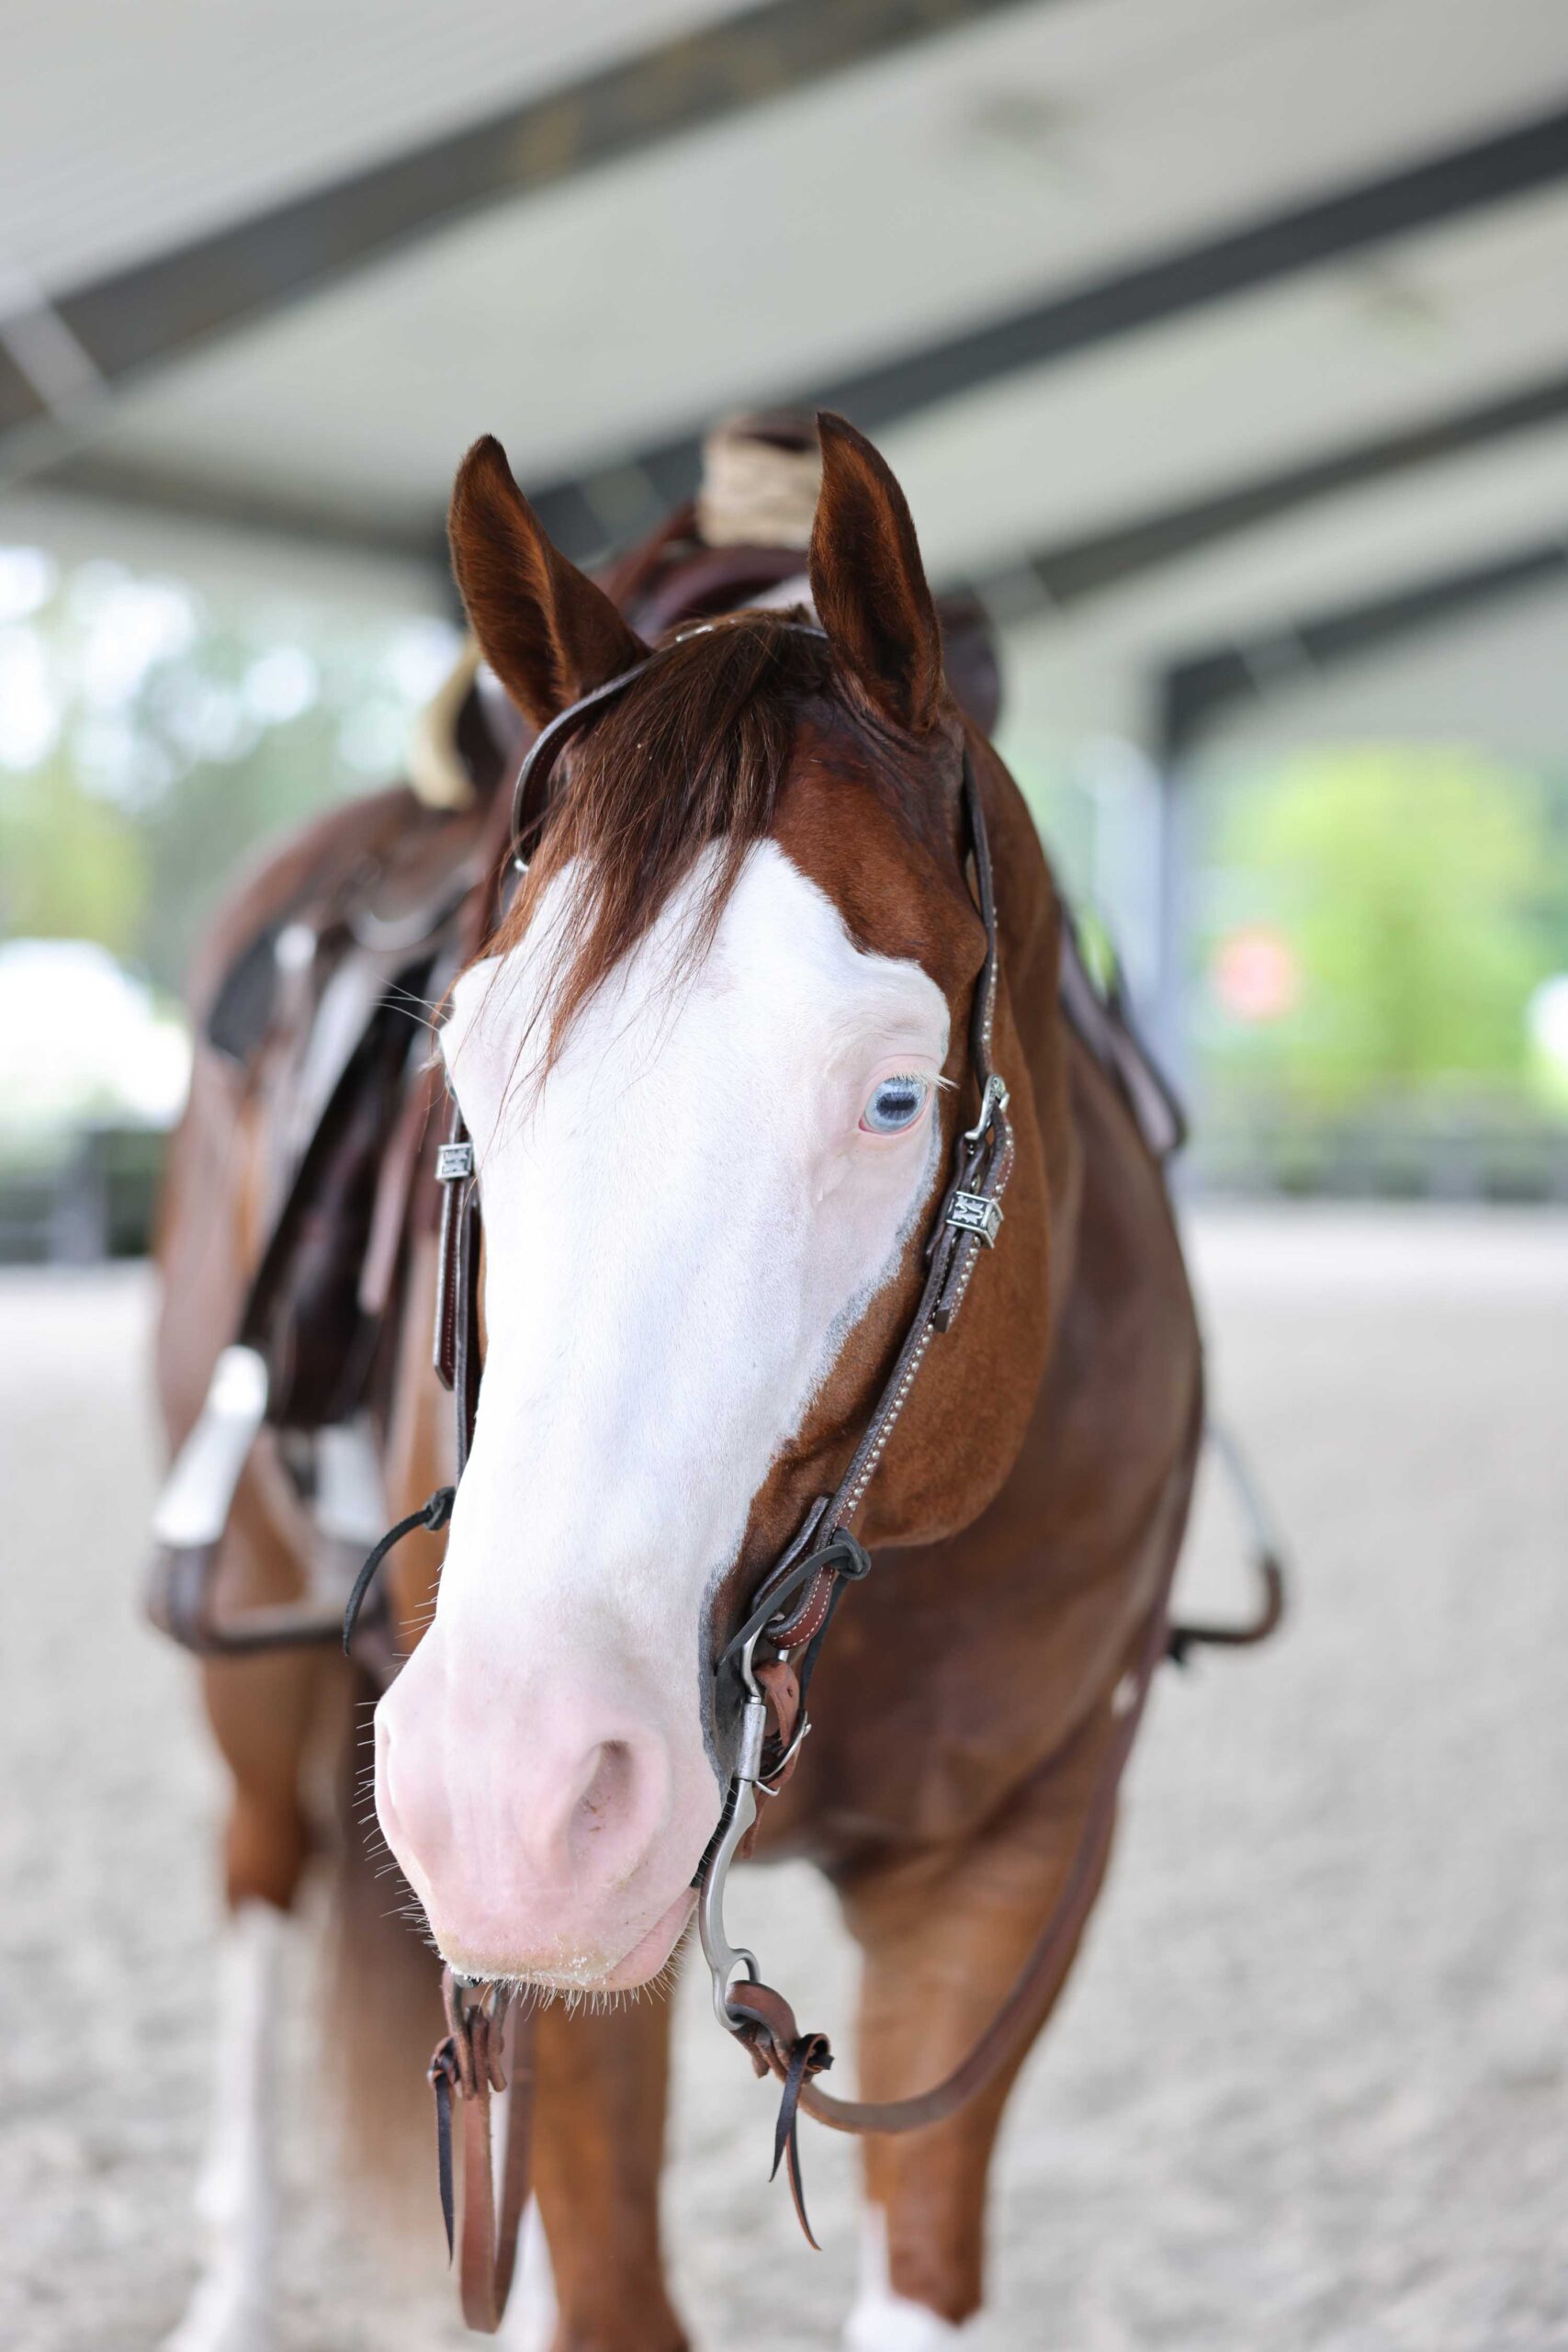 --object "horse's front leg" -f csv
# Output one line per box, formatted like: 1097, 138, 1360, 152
164, 1894, 285, 2352
159, 1442, 344, 2352
835, 1707, 1120, 2349
164, 1633, 327, 2352
527, 1990, 687, 2352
